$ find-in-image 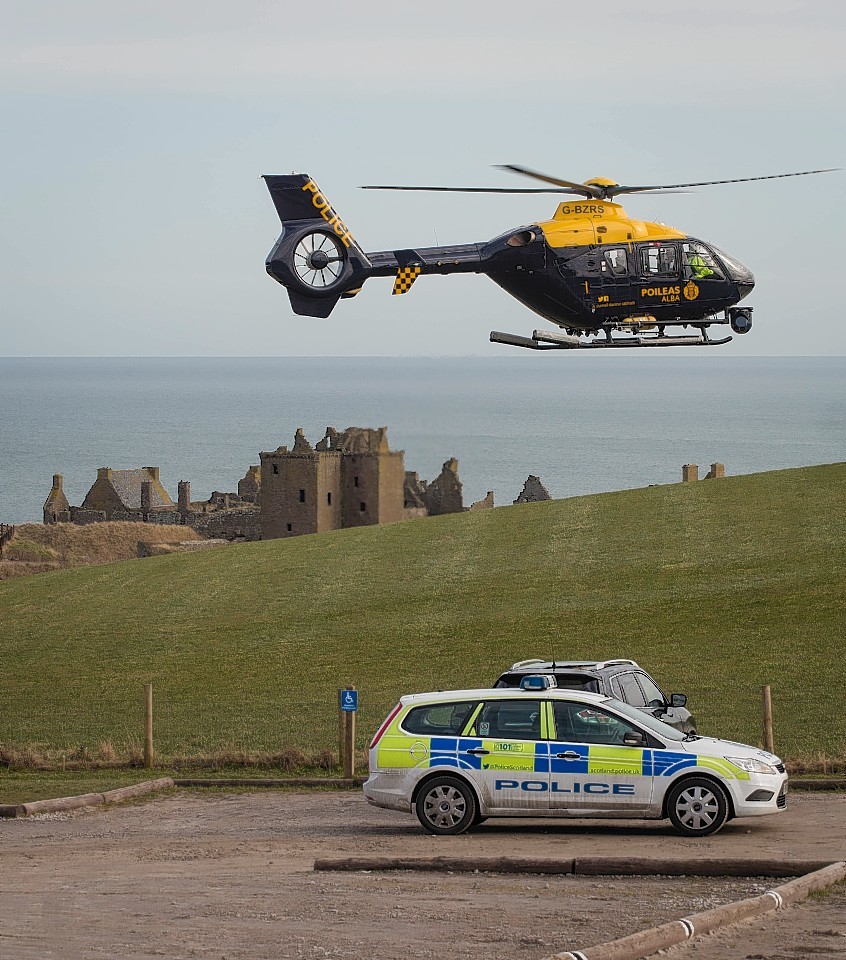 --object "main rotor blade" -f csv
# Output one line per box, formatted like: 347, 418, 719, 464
609, 168, 839, 196
361, 167, 839, 199
496, 164, 602, 198
360, 184, 581, 194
